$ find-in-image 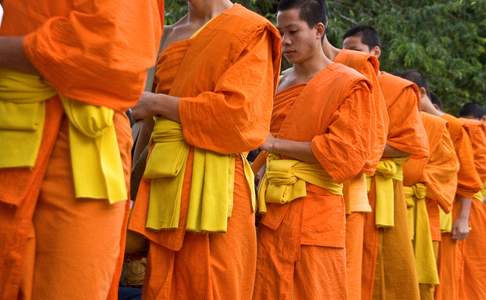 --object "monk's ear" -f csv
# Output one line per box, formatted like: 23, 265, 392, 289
371, 46, 381, 58
315, 22, 326, 40
419, 87, 428, 97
